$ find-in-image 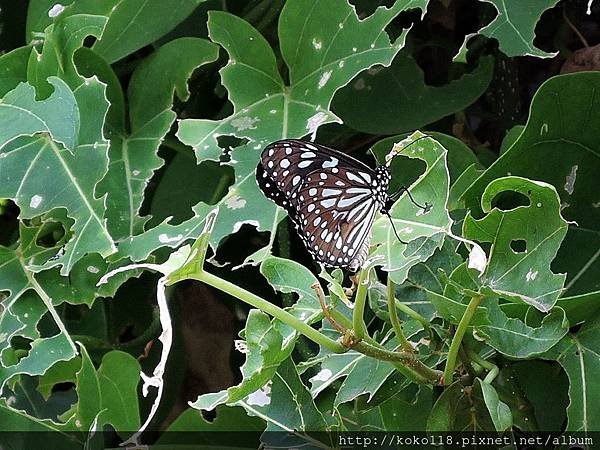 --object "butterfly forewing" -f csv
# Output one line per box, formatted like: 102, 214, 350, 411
257, 139, 390, 271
